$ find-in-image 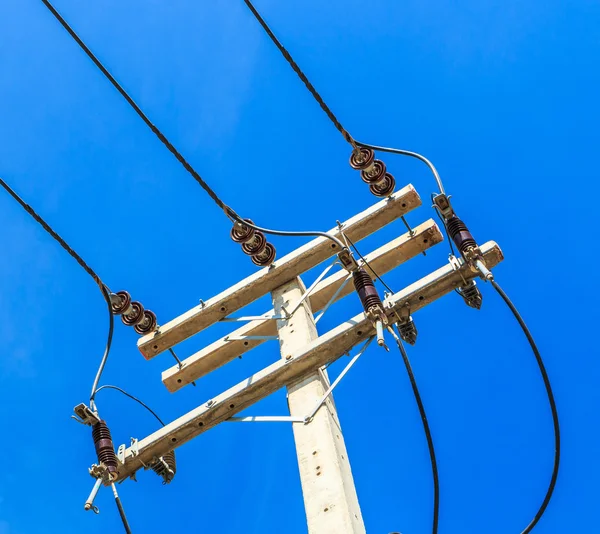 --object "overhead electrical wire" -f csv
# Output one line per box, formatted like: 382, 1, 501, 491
94, 385, 166, 426
39, 0, 345, 251
389, 327, 440, 534
351, 240, 439, 533
0, 177, 114, 411
491, 280, 560, 534
242, 0, 446, 196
